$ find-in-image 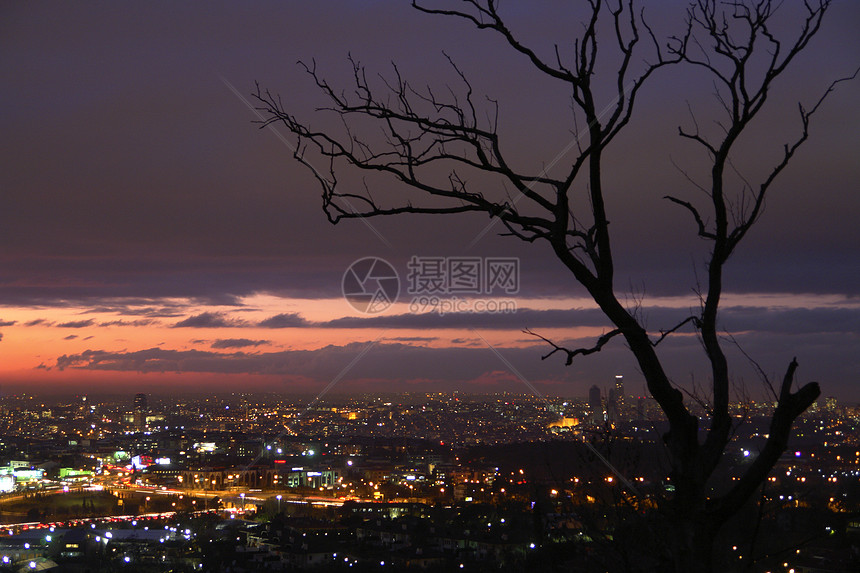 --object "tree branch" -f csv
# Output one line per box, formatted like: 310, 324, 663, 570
664, 195, 717, 239
524, 328, 622, 366
712, 358, 820, 522
650, 315, 701, 347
